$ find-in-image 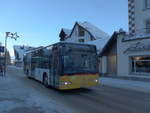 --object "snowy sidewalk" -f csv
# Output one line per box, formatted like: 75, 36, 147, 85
0, 75, 74, 113
100, 77, 150, 94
